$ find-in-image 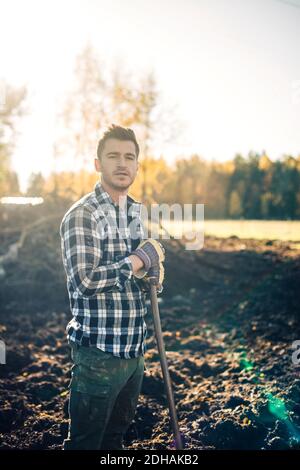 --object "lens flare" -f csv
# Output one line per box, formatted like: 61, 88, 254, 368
267, 393, 289, 421
237, 350, 300, 444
